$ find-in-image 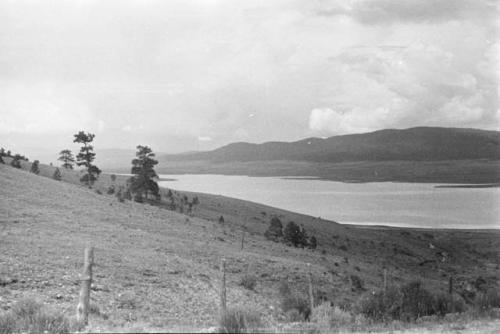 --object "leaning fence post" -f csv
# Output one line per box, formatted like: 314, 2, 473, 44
307, 263, 314, 319
77, 246, 94, 325
219, 258, 227, 324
